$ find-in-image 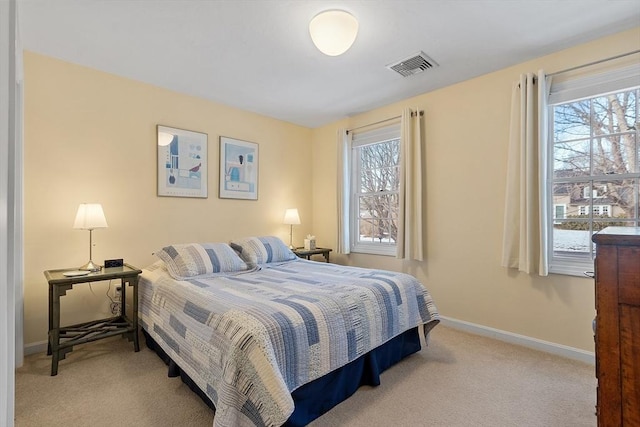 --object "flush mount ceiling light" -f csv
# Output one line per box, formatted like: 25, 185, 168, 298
309, 10, 358, 56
